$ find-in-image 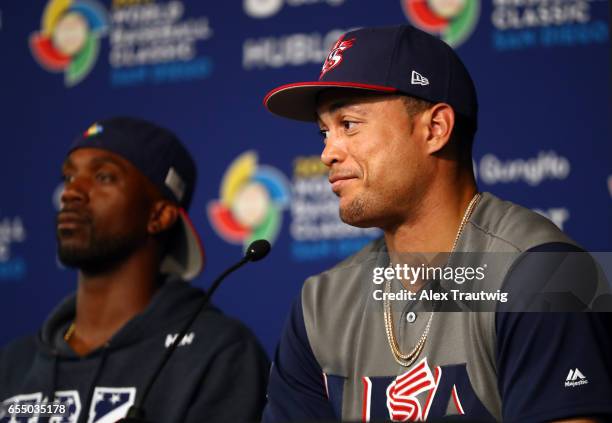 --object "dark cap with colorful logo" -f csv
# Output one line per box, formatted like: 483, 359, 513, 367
264, 24, 478, 129
69, 117, 205, 280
